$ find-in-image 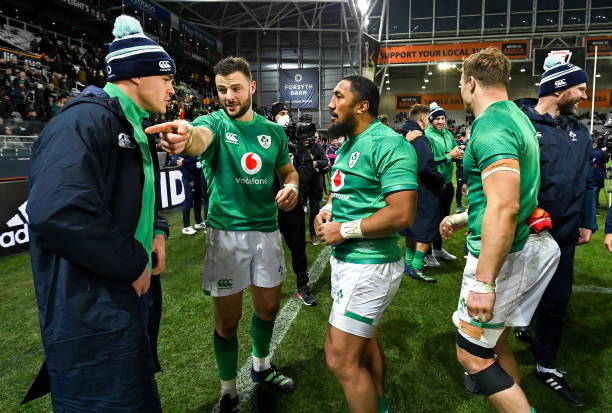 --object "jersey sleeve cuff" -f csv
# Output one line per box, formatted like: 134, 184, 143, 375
479, 154, 519, 172
154, 229, 167, 238
382, 183, 417, 194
